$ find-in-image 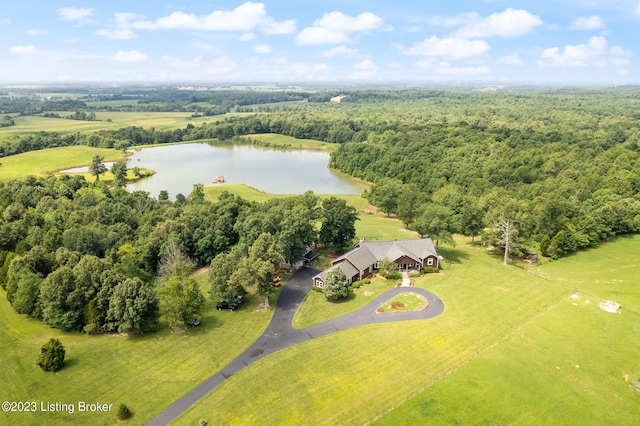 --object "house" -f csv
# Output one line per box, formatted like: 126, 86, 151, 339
282, 246, 319, 270
213, 175, 225, 183
312, 238, 441, 288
